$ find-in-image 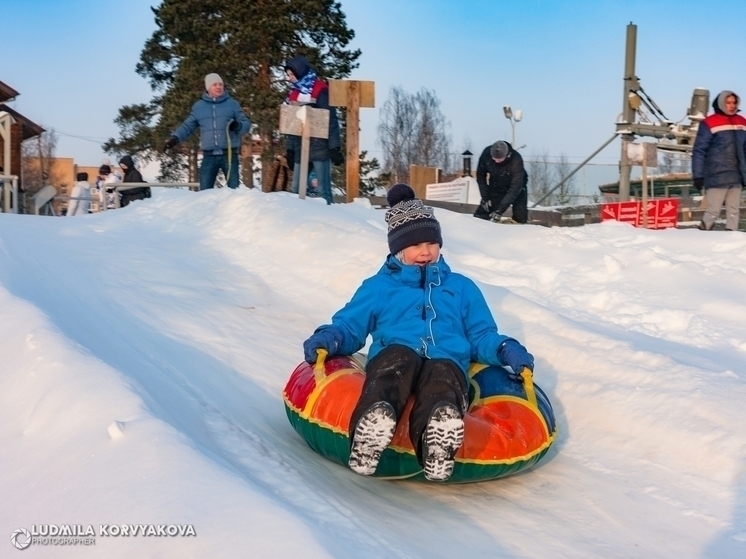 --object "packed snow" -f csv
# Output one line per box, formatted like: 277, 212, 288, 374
1, 188, 745, 558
